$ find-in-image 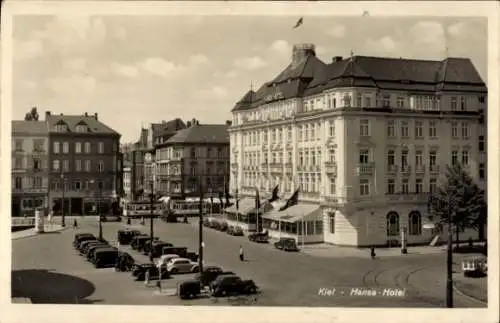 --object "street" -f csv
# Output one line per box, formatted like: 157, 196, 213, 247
12, 217, 486, 307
